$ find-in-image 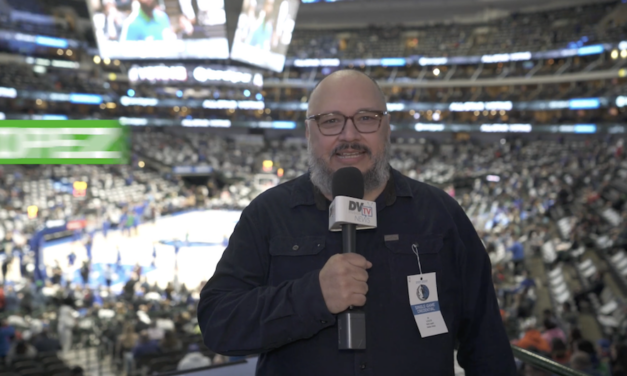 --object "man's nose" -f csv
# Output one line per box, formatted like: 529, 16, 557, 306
338, 118, 361, 142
